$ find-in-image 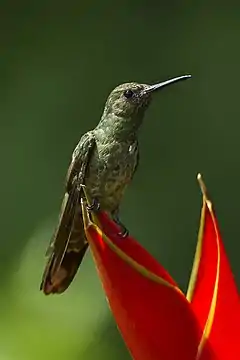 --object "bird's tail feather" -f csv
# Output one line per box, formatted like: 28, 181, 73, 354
40, 192, 89, 295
